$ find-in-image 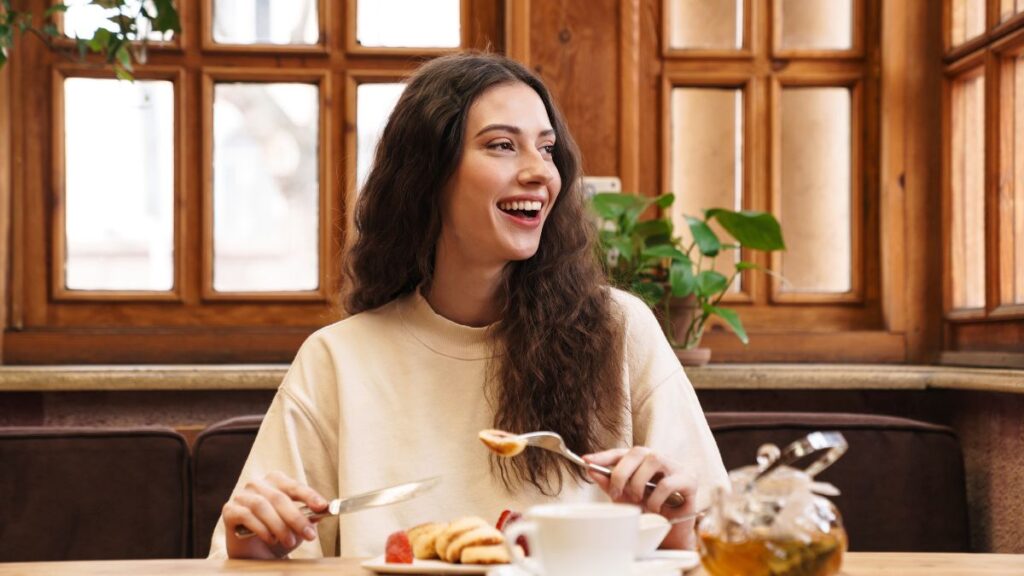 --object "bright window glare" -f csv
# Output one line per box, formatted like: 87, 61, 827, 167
357, 0, 460, 48
64, 78, 174, 291
213, 82, 320, 292
213, 0, 318, 45
63, 0, 173, 41
357, 83, 405, 192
